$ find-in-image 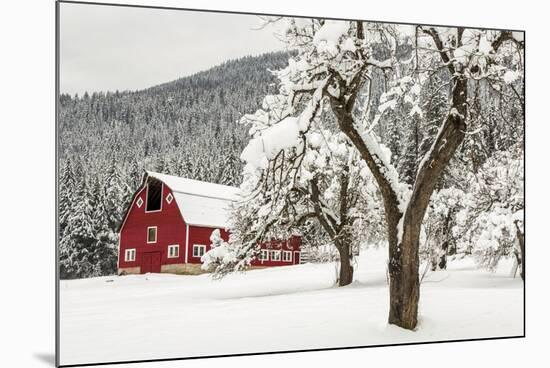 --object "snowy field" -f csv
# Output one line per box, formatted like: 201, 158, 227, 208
59, 247, 523, 366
